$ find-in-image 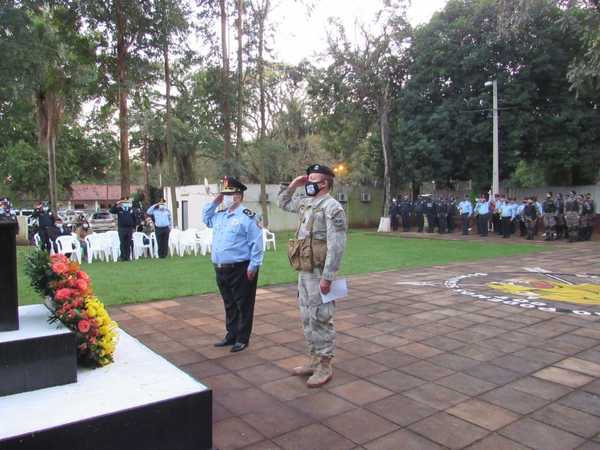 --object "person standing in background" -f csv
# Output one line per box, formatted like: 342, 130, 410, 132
110, 198, 139, 261
147, 199, 172, 258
